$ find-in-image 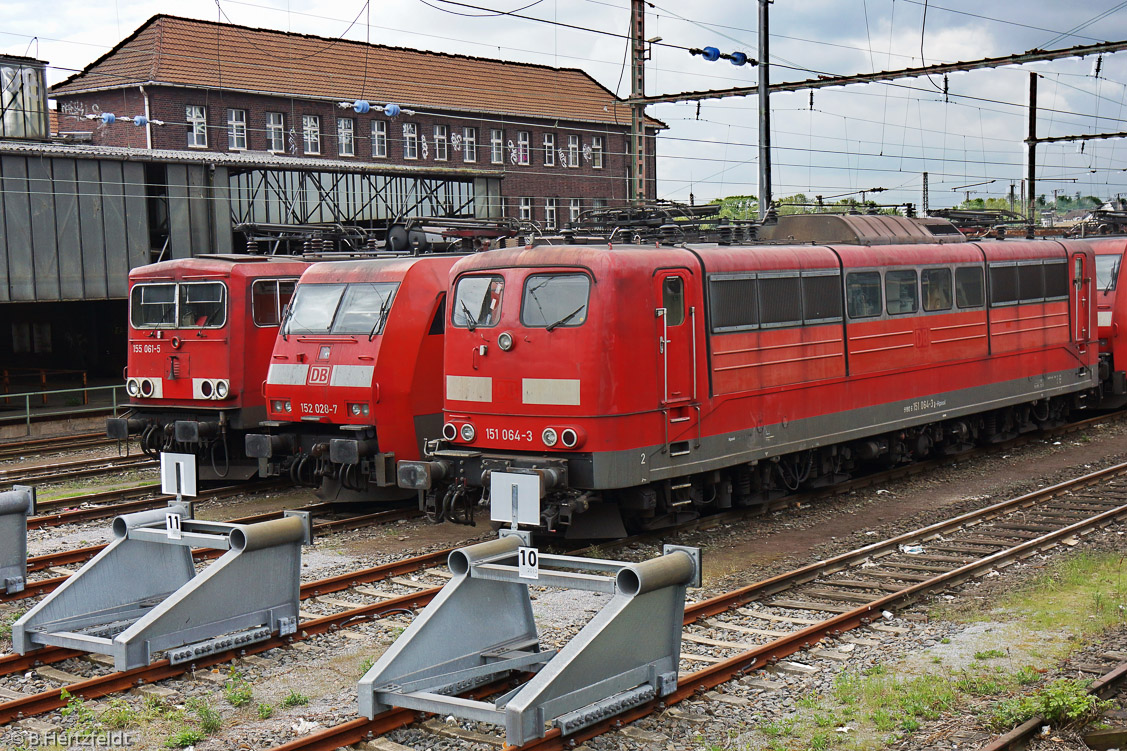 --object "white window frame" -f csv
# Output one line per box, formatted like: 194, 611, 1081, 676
266, 112, 284, 152
226, 108, 246, 150
490, 128, 504, 164
568, 134, 580, 167
186, 105, 207, 148
543, 133, 556, 166
372, 120, 387, 158
463, 127, 477, 163
592, 135, 604, 169
403, 122, 418, 160
569, 198, 581, 223
302, 115, 321, 155
337, 117, 355, 157
517, 131, 530, 166
434, 124, 448, 161
545, 198, 557, 230
519, 197, 532, 222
